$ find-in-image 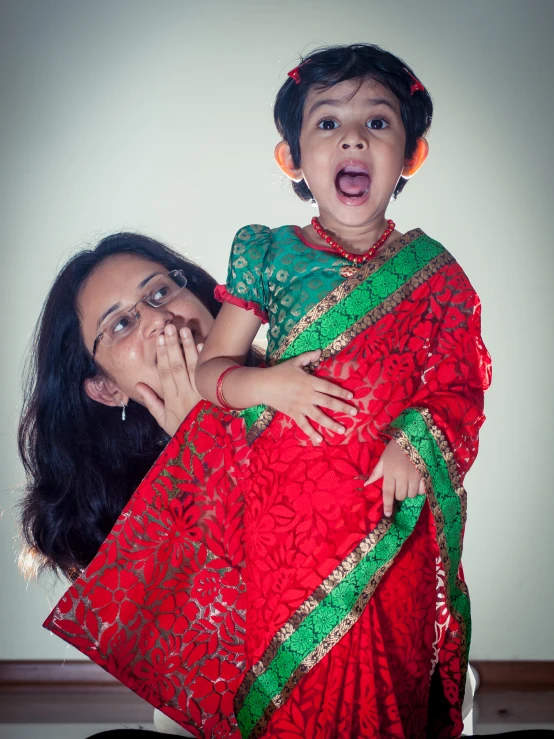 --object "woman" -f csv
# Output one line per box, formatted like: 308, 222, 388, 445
18, 231, 233, 580
20, 232, 263, 737
23, 229, 488, 738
